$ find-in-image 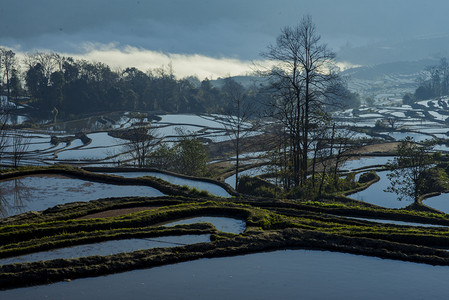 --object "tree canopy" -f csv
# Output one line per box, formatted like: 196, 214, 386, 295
0, 48, 271, 120
385, 137, 436, 202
